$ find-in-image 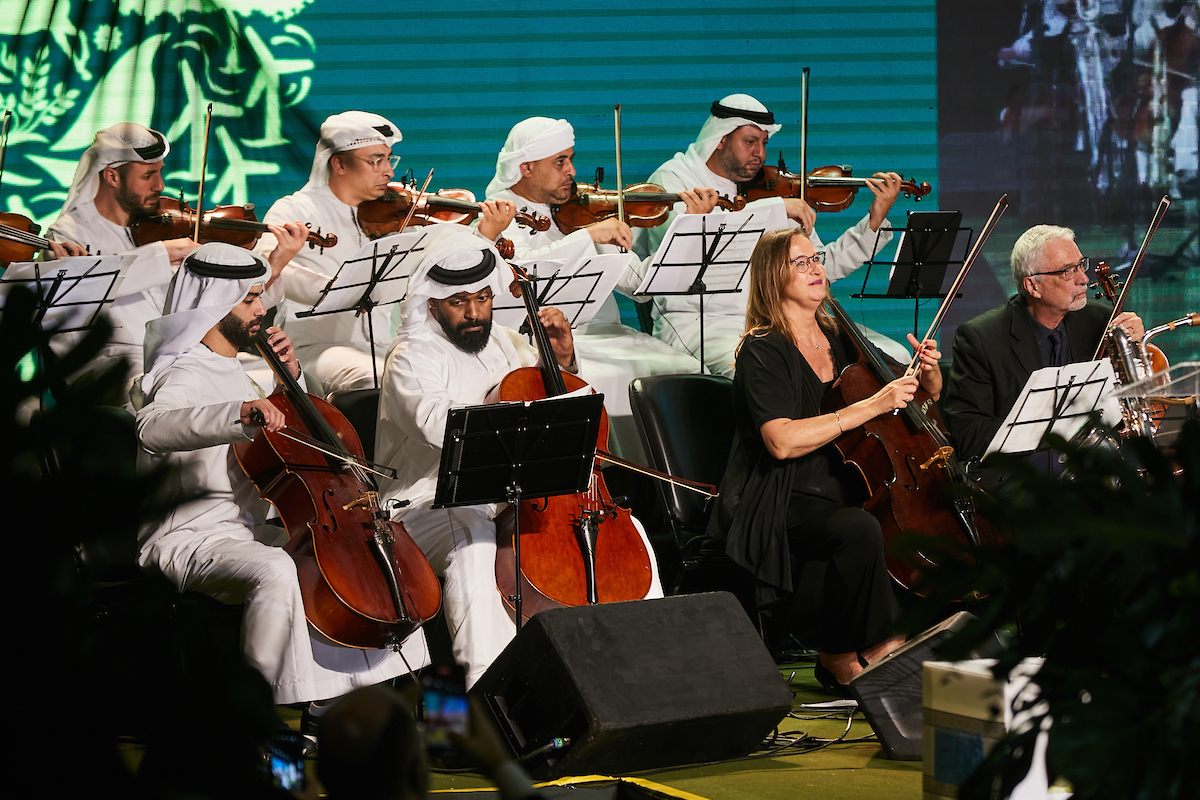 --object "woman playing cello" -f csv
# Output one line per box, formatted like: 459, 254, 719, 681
707, 228, 942, 694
